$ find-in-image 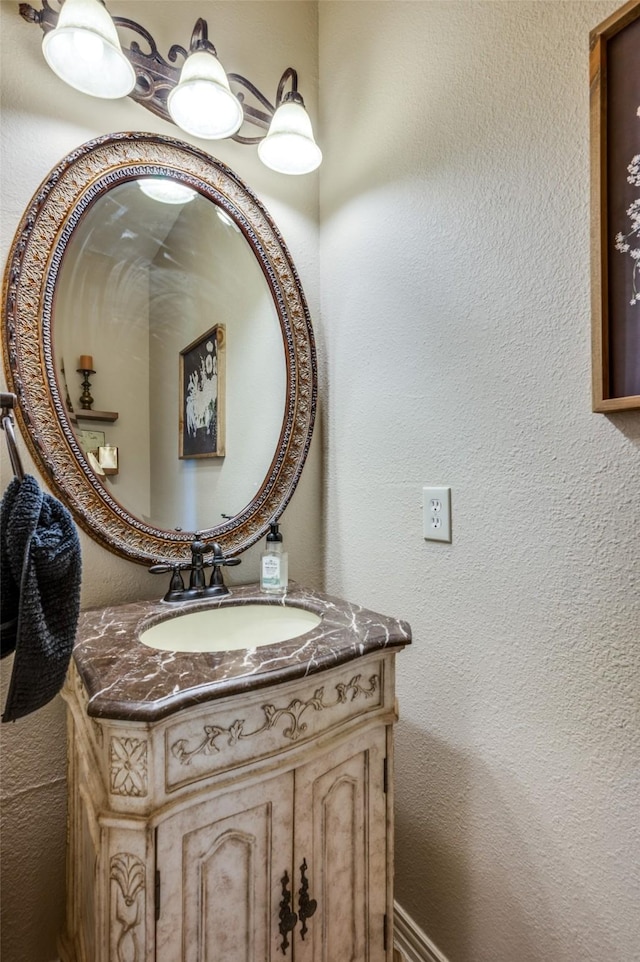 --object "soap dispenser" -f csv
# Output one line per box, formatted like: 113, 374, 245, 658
260, 521, 288, 593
